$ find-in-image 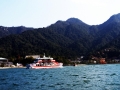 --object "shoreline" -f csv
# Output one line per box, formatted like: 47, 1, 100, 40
0, 63, 120, 69
0, 67, 26, 69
